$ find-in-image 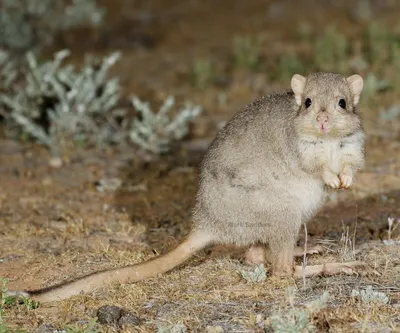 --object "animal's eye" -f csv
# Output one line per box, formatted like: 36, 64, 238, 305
305, 98, 312, 108
339, 99, 346, 109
